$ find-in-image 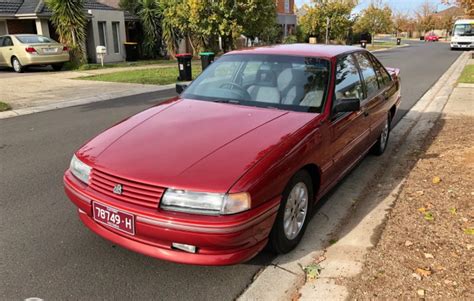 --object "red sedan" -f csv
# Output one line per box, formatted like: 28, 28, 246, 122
425, 32, 440, 42
64, 44, 400, 265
